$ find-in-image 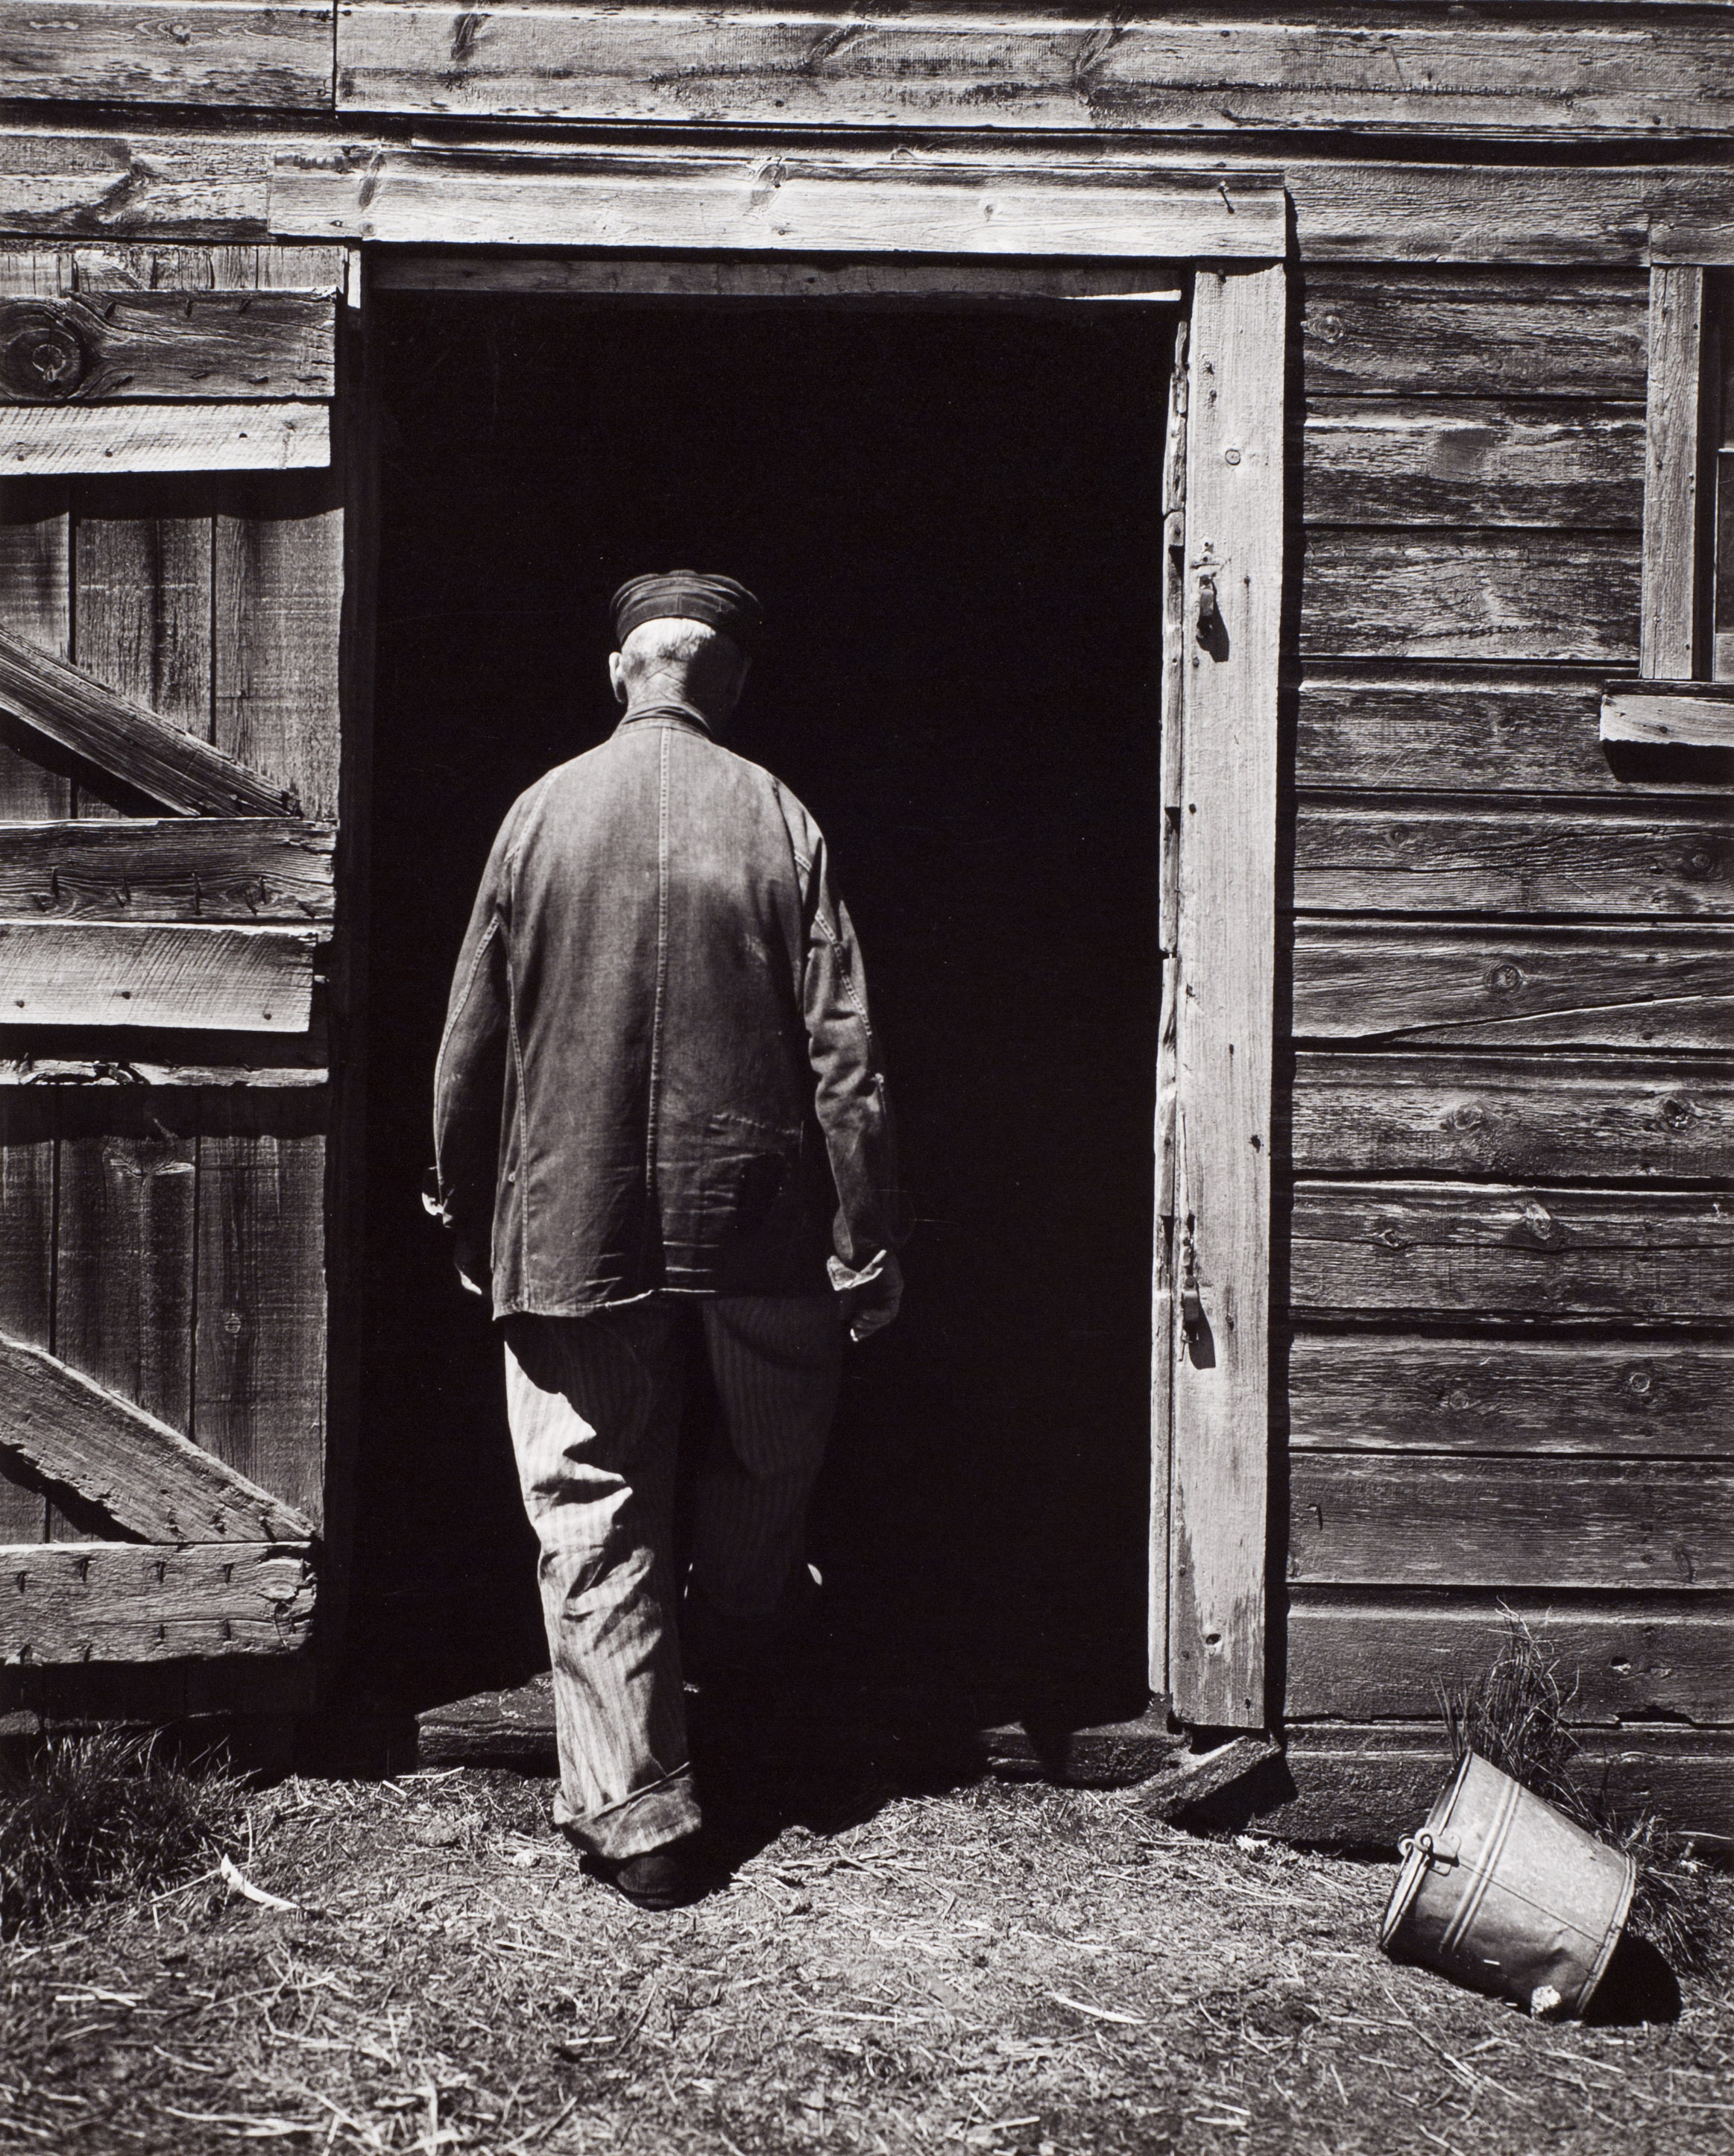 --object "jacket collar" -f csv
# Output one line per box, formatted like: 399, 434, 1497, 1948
613, 700, 715, 741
